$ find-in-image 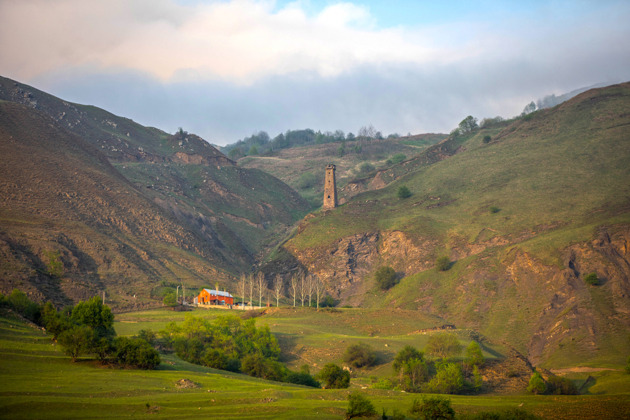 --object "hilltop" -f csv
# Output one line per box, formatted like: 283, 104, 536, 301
0, 76, 309, 308
263, 82, 630, 367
